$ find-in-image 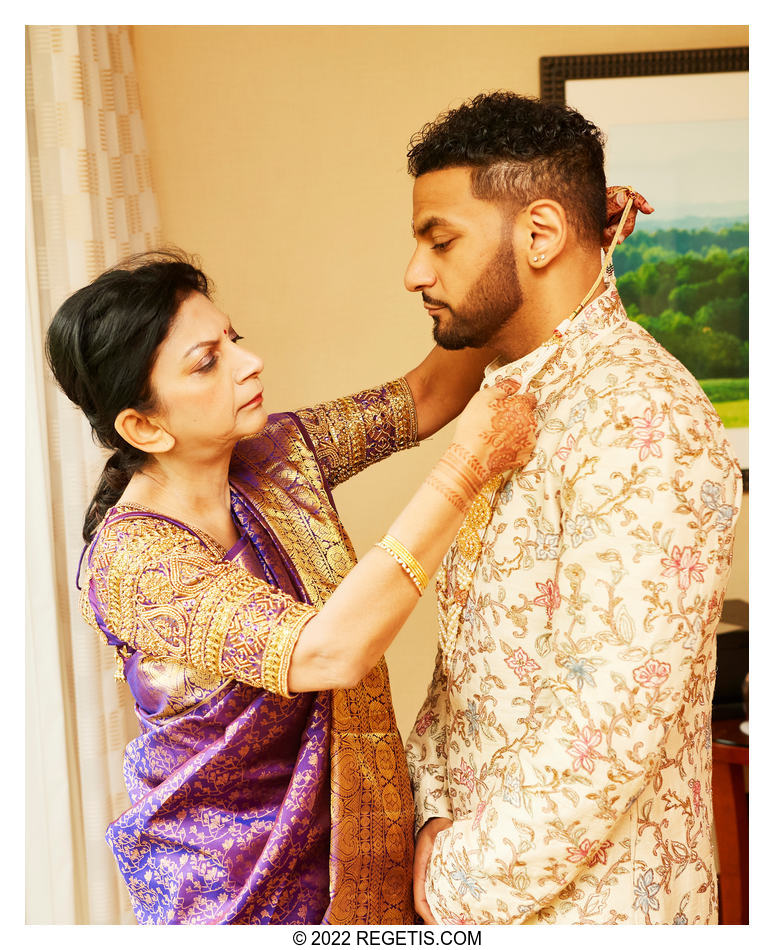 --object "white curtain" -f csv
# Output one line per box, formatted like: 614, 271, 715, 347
26, 25, 162, 924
